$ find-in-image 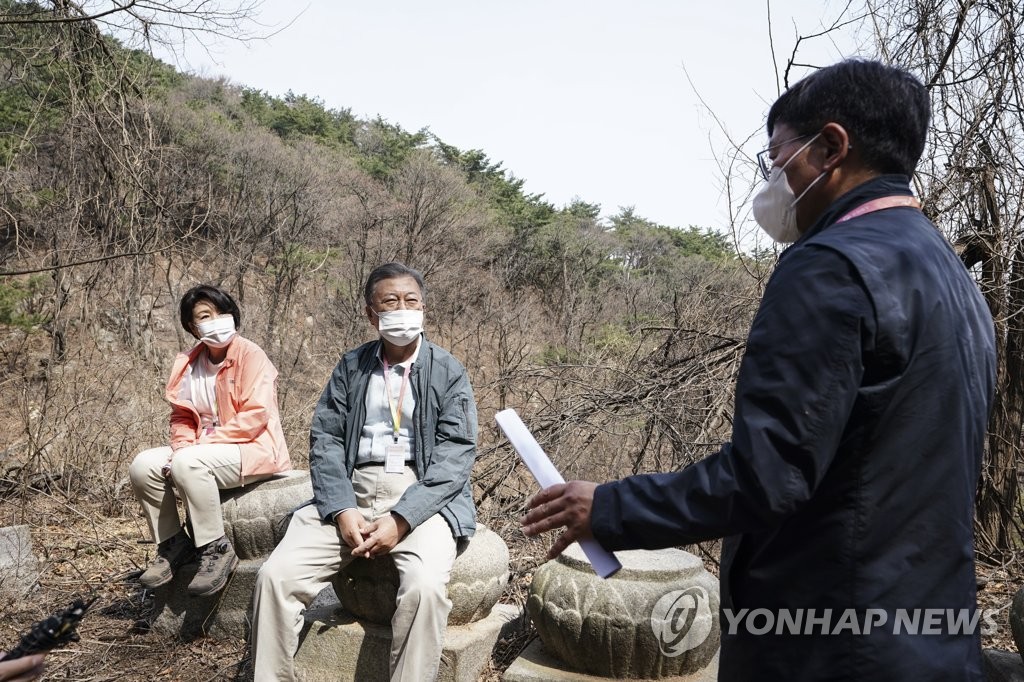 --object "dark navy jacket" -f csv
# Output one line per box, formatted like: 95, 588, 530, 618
591, 176, 996, 681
